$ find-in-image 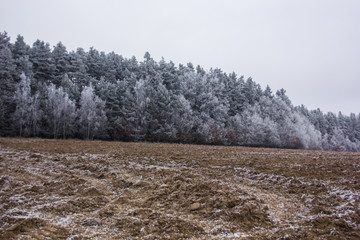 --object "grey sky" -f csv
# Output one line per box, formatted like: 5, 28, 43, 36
1, 0, 359, 114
